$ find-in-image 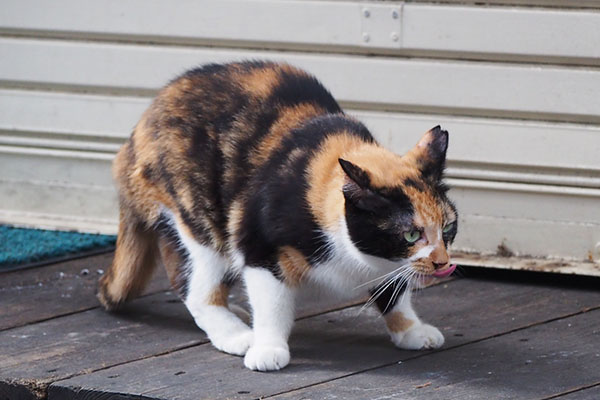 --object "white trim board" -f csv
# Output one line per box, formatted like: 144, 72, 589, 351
2, 89, 598, 185
453, 252, 600, 278
2, 38, 600, 123
1, 1, 600, 64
